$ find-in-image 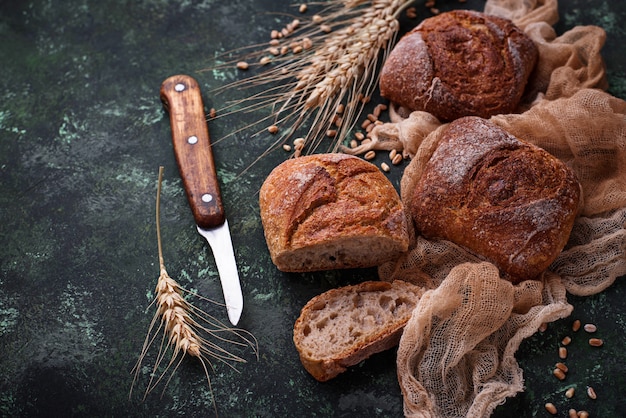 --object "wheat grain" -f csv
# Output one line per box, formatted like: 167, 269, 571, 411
203, 0, 413, 172
130, 167, 258, 413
